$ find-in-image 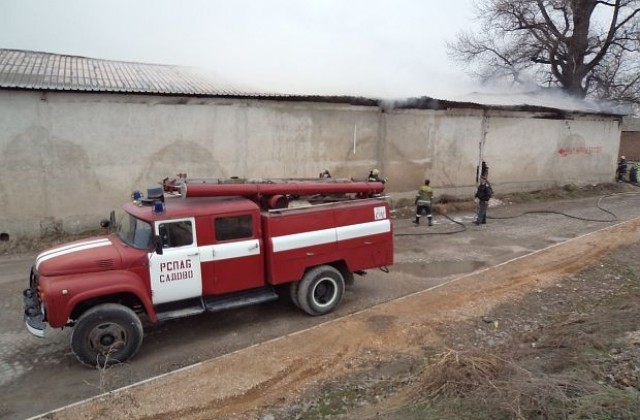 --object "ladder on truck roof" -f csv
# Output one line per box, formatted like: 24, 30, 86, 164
161, 174, 388, 211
